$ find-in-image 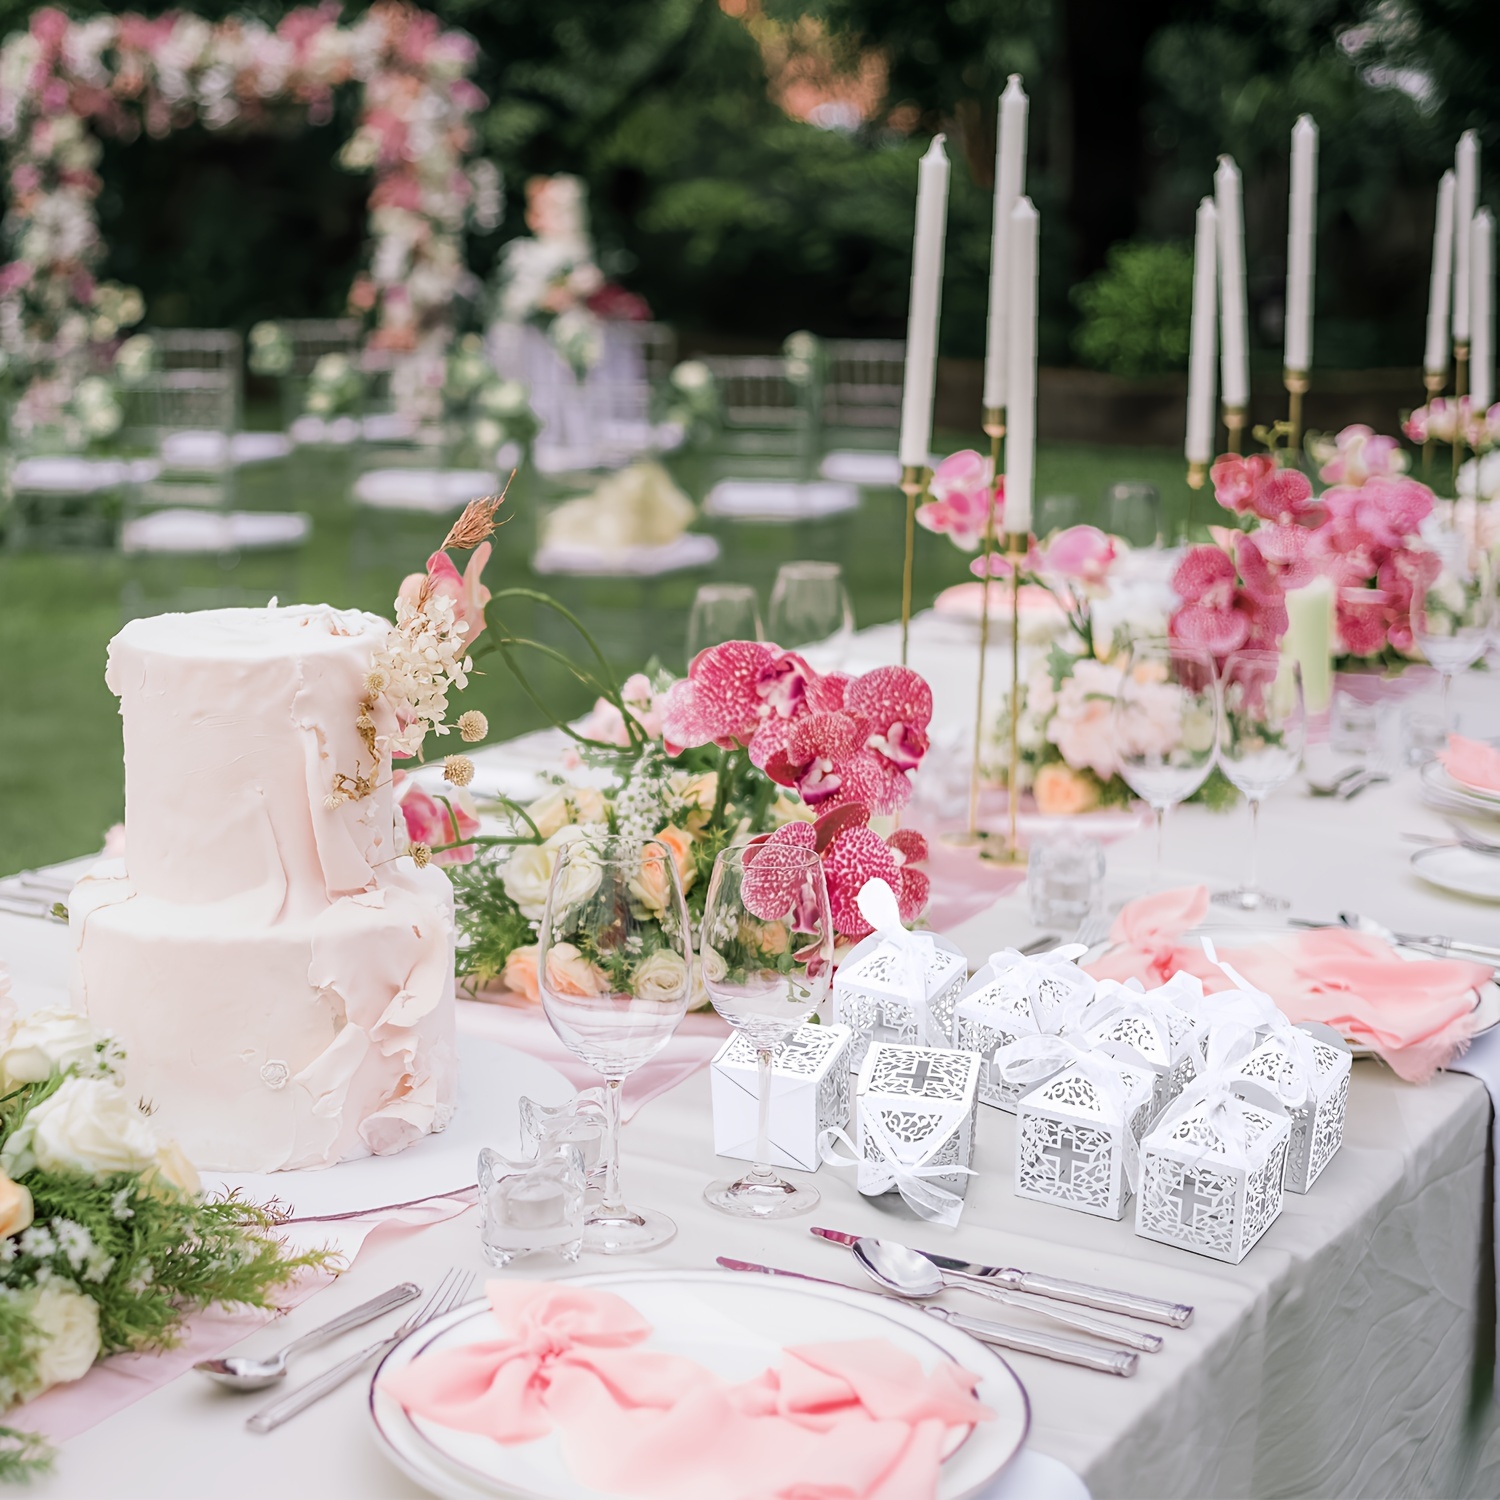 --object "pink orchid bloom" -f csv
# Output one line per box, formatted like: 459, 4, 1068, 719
886, 828, 931, 925
1169, 545, 1252, 656
661, 641, 815, 757
1322, 475, 1434, 550
916, 450, 999, 550
1039, 525, 1118, 587
1210, 453, 1321, 527
394, 772, 479, 865
1403, 397, 1467, 446
1317, 424, 1406, 487
397, 542, 492, 643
